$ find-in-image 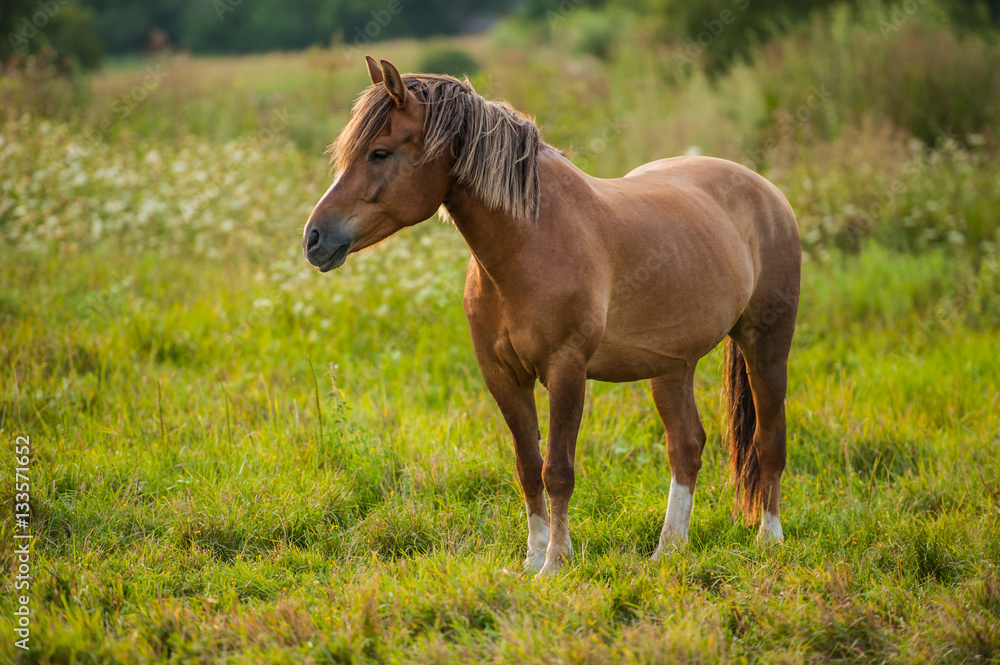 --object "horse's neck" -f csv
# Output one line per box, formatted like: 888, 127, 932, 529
444, 148, 586, 287
443, 183, 534, 289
